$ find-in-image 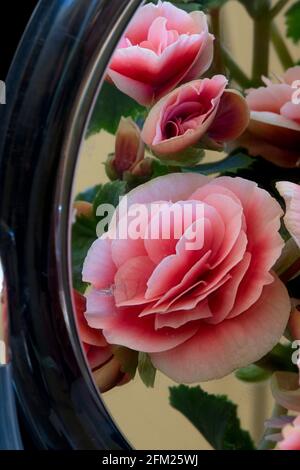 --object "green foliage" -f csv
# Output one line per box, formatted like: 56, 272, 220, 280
138, 353, 157, 388
286, 1, 300, 43
153, 145, 205, 167
184, 152, 254, 176
87, 82, 145, 137
170, 385, 255, 450
171, 0, 228, 11
75, 185, 102, 203
93, 181, 127, 218
235, 364, 272, 383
